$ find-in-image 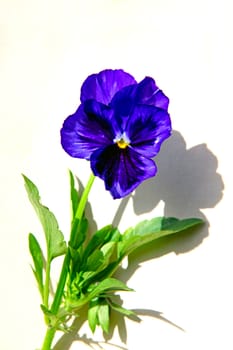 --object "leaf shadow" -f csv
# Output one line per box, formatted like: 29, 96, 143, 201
102, 295, 184, 346
131, 309, 185, 332
53, 311, 128, 350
